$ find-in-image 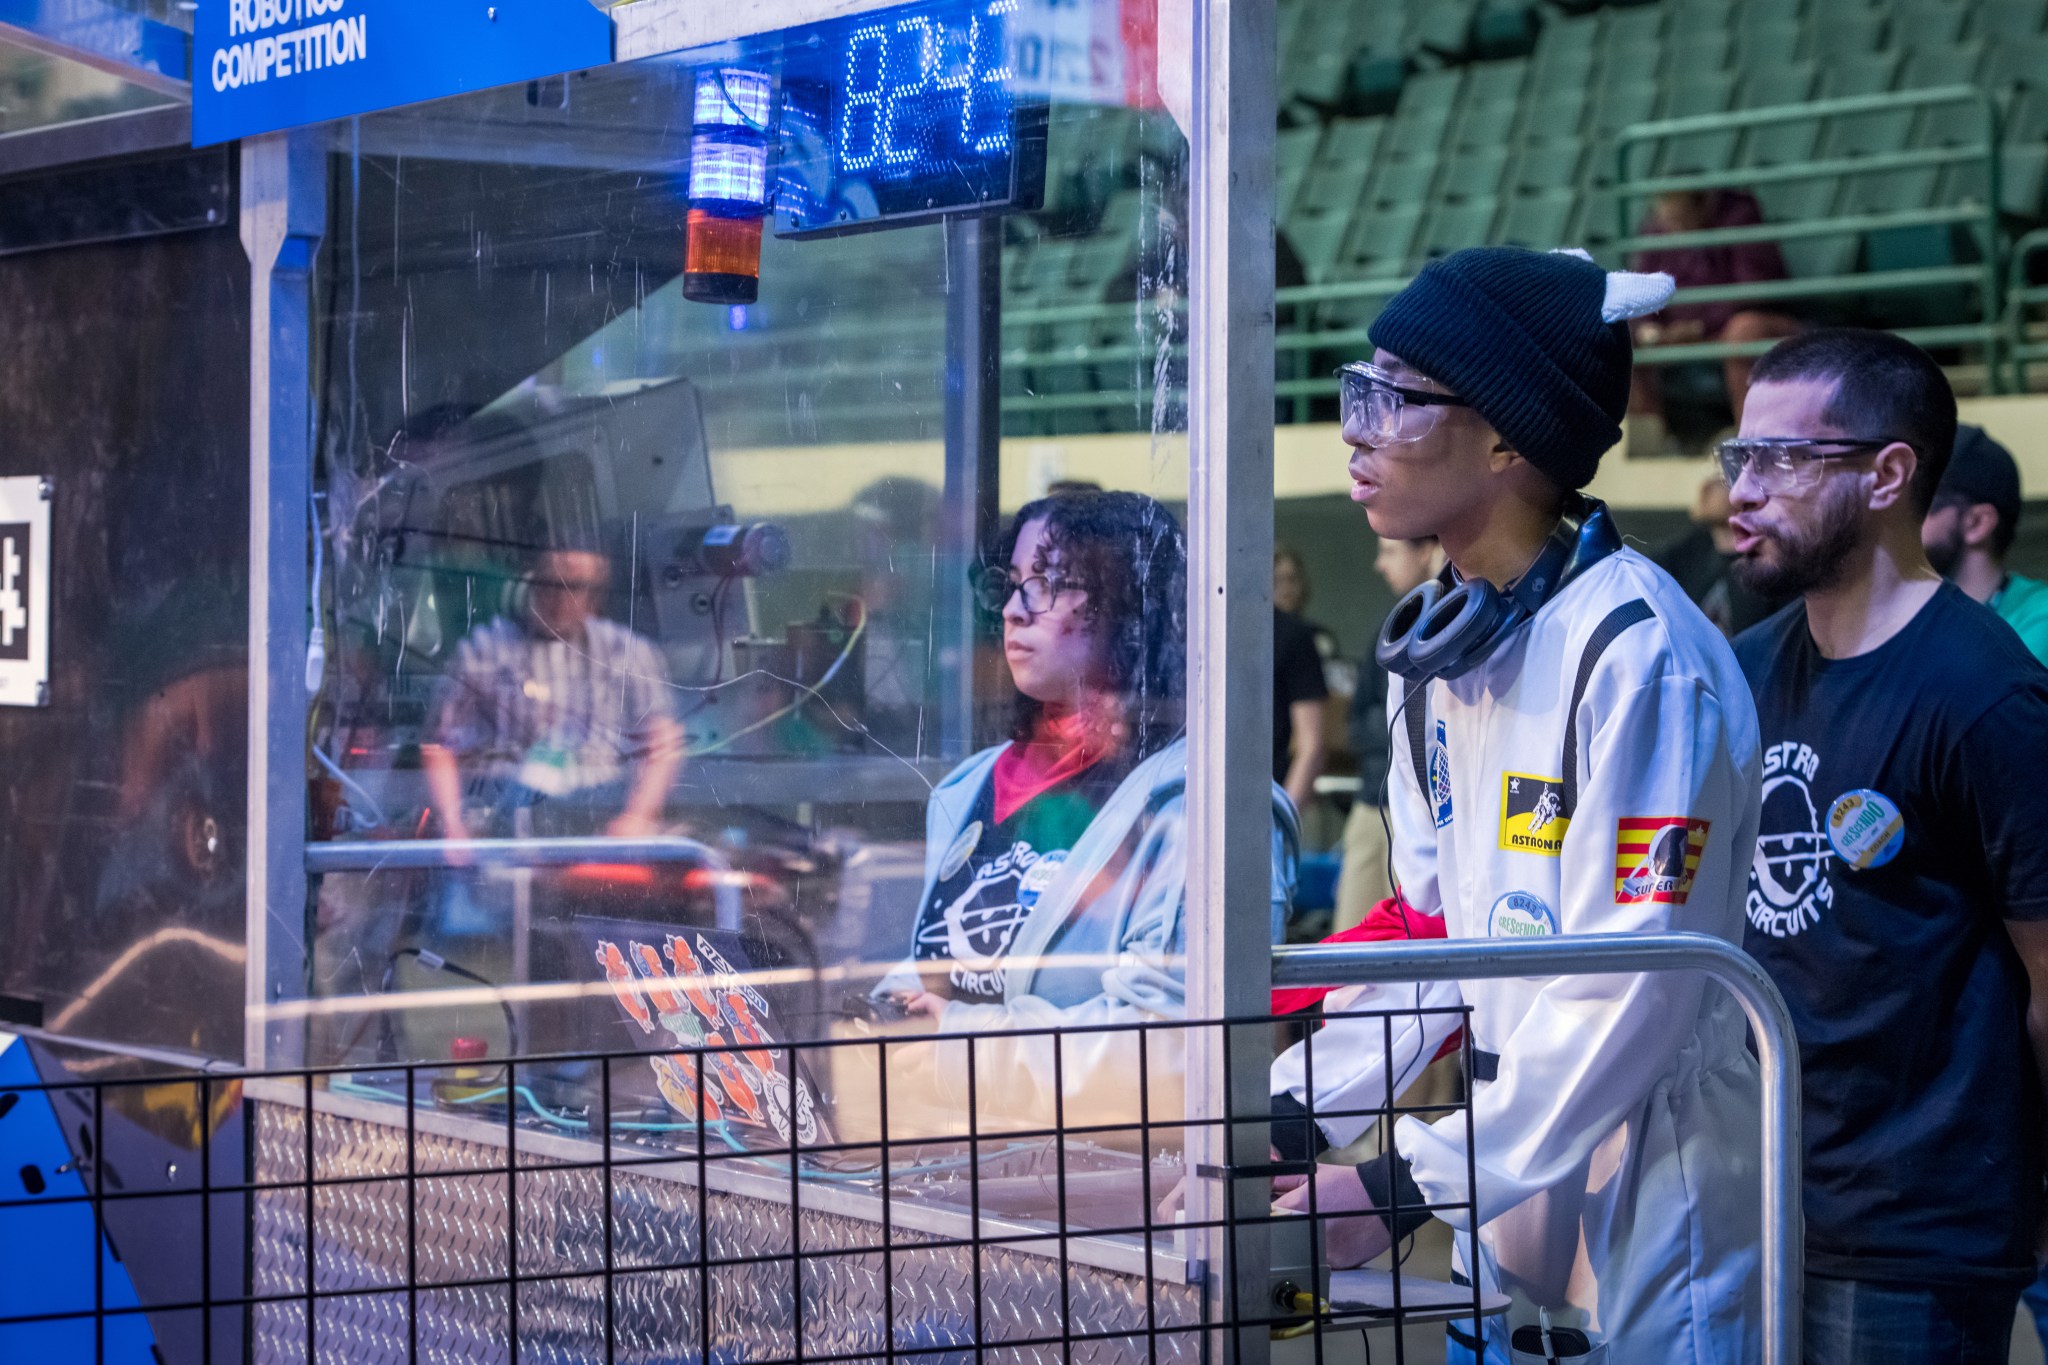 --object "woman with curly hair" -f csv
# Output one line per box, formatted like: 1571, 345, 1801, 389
875, 489, 1297, 1129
